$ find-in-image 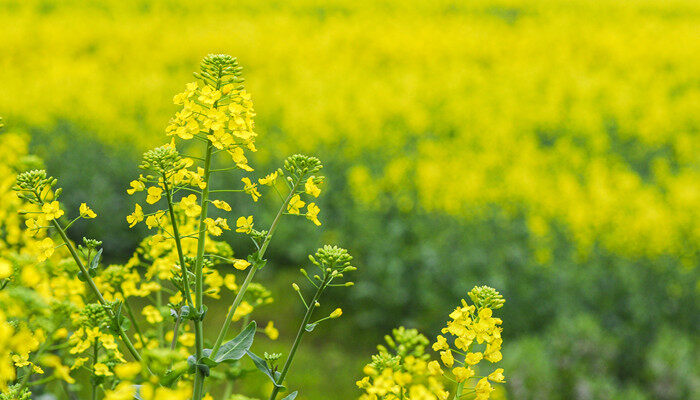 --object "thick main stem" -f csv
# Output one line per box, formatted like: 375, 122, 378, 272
192, 141, 213, 400
209, 183, 299, 358
269, 282, 325, 400
50, 219, 142, 362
